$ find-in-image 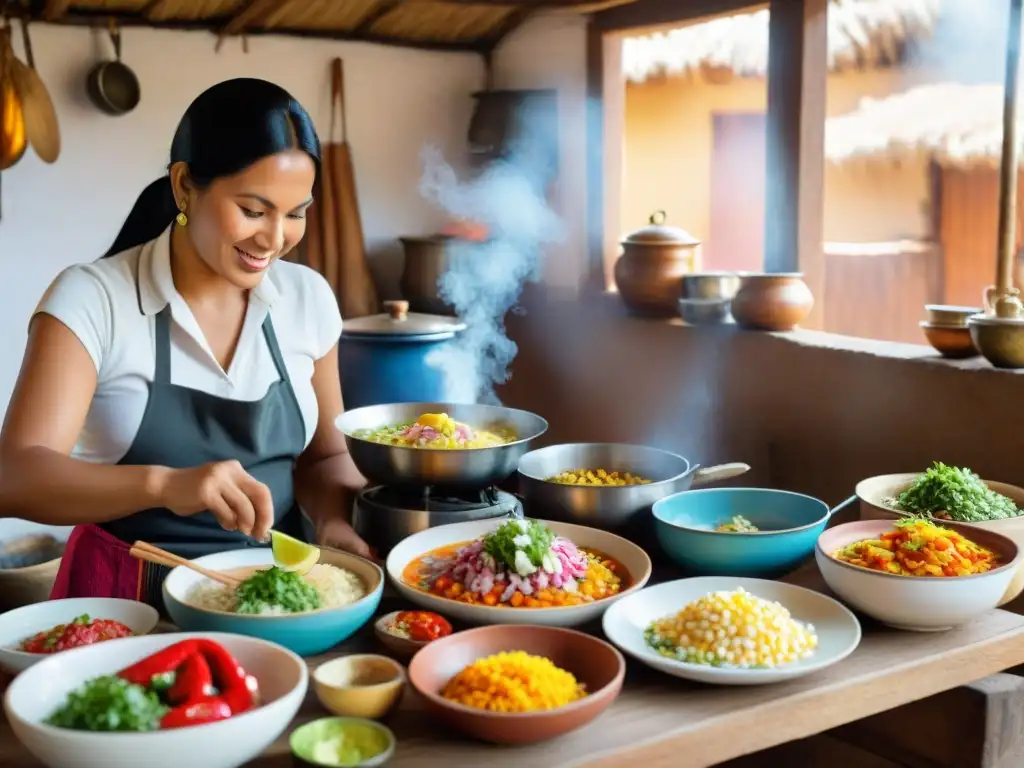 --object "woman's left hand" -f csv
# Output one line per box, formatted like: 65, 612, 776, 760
315, 515, 374, 560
